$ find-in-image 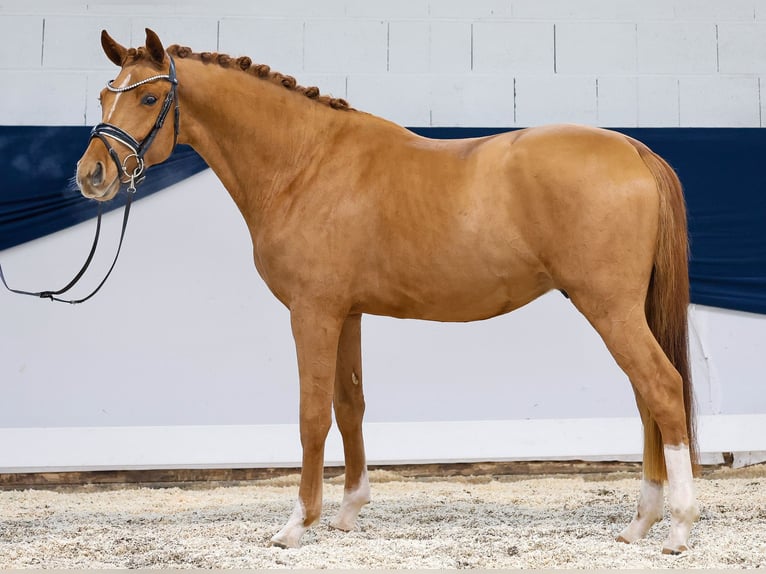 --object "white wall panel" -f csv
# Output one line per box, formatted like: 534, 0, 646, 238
0, 71, 87, 125
346, 0, 429, 19
427, 0, 514, 20
637, 22, 718, 75
218, 18, 304, 74
717, 23, 766, 74
428, 75, 515, 127
387, 21, 428, 73
388, 21, 472, 74
596, 76, 638, 127
128, 18, 219, 53
42, 16, 131, 70
515, 75, 597, 126
555, 22, 637, 75
0, 15, 43, 69
472, 22, 554, 74
304, 19, 388, 73
429, 22, 473, 74
347, 74, 431, 126
679, 76, 760, 127
672, 0, 758, 22
511, 0, 674, 21
637, 76, 680, 127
